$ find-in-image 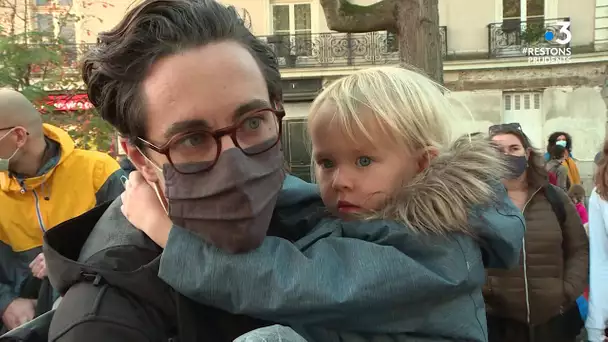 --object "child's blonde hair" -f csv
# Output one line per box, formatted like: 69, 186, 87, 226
308, 66, 508, 235
309, 66, 451, 152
